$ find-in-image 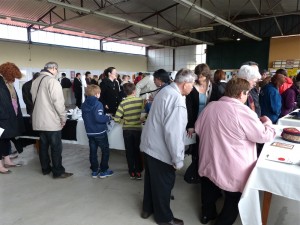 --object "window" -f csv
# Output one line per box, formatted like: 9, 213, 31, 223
196, 44, 207, 64
0, 24, 146, 55
0, 24, 27, 41
102, 41, 146, 55
31, 30, 100, 50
